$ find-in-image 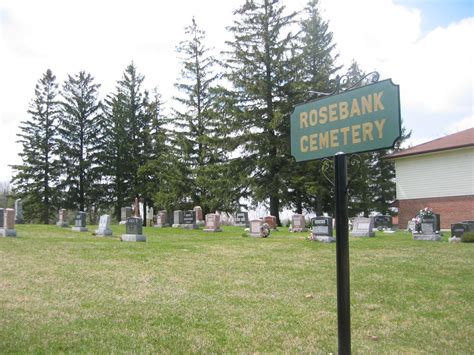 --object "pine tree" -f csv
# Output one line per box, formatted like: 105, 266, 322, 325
171, 18, 237, 214
11, 69, 62, 223
58, 71, 103, 216
225, 0, 298, 225
104, 63, 151, 220
284, 0, 341, 216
